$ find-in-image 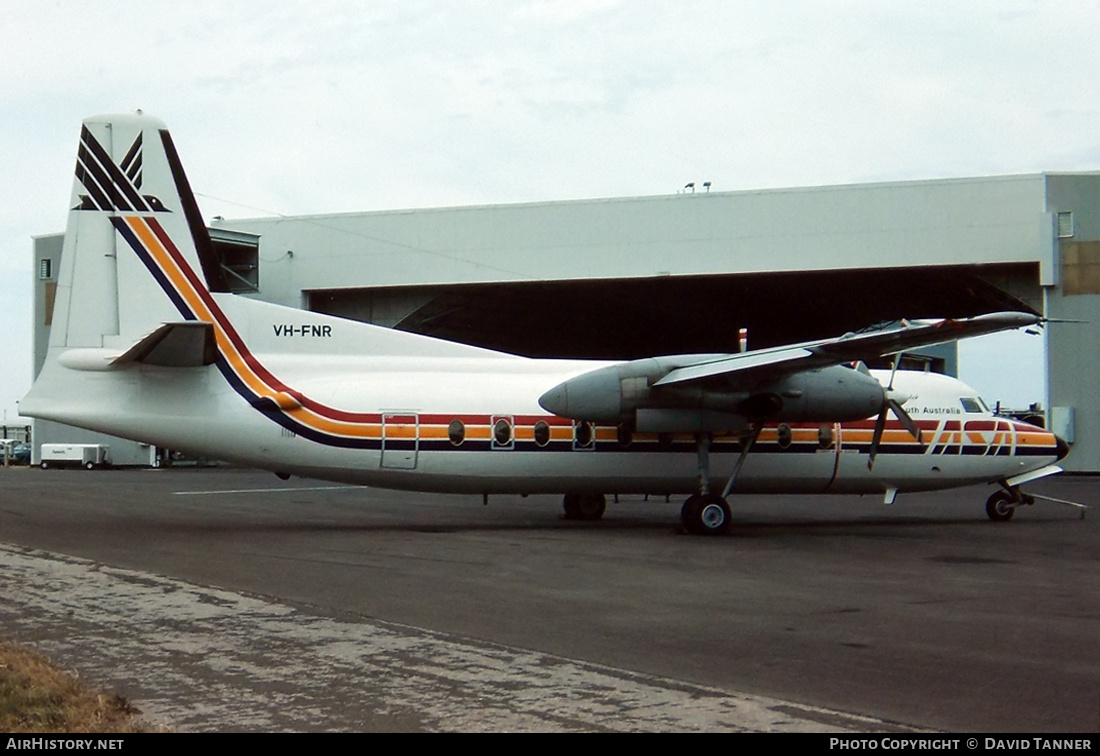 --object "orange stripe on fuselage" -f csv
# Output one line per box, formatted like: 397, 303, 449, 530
121, 218, 1065, 456
127, 216, 385, 440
